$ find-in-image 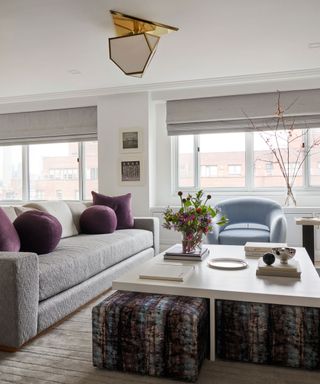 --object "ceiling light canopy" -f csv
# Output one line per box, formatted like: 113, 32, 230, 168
108, 10, 178, 78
